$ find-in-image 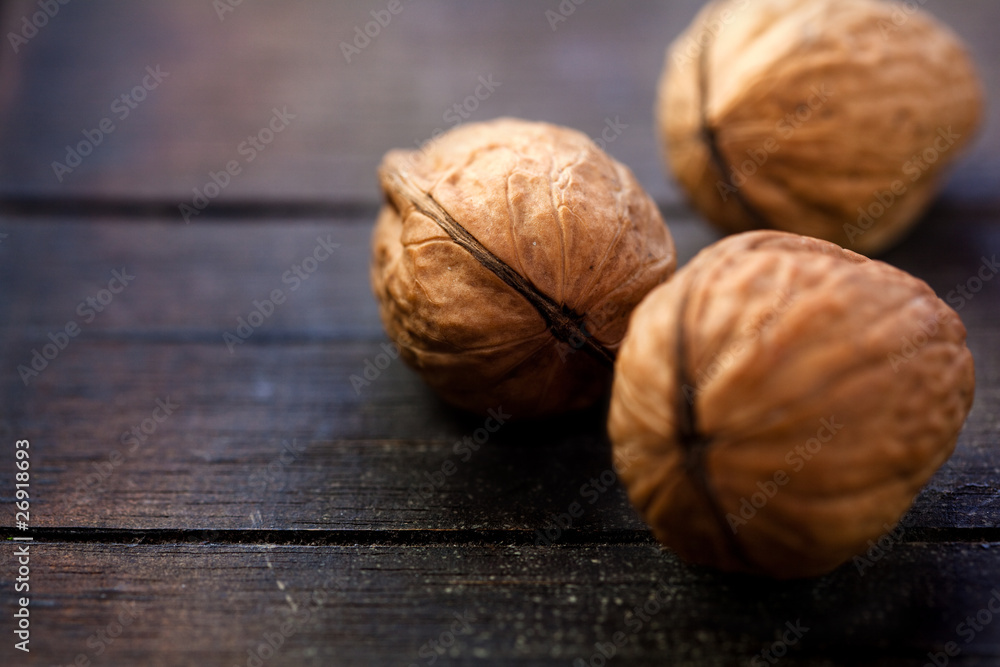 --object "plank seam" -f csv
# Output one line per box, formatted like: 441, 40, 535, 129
1, 197, 995, 221
2, 527, 998, 546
